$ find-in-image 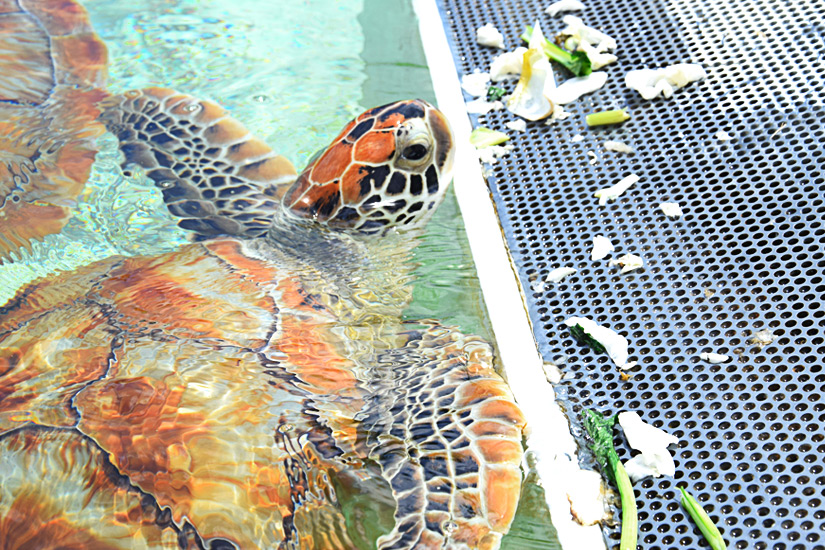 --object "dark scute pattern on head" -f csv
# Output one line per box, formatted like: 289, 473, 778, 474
386, 171, 407, 195
379, 102, 425, 122
425, 165, 439, 195
358, 219, 391, 230
315, 190, 340, 220
361, 195, 382, 211
347, 118, 374, 141
385, 199, 406, 214
332, 206, 359, 223
100, 88, 297, 241
409, 174, 423, 196
361, 164, 391, 192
